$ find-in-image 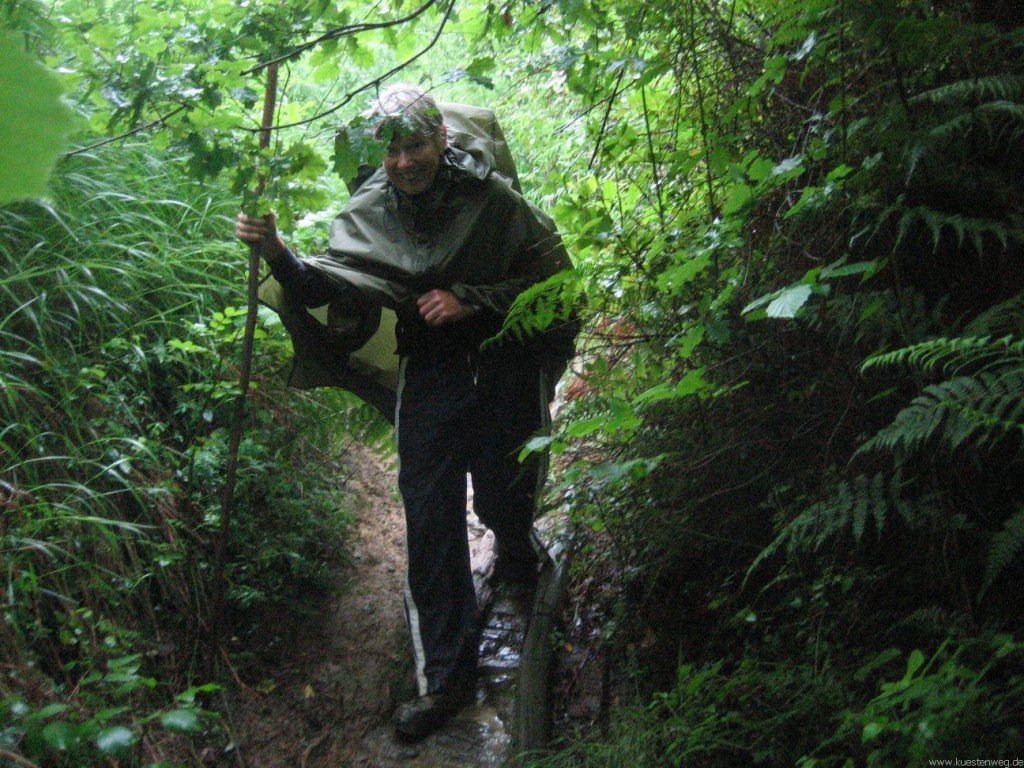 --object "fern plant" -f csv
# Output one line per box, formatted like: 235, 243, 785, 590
747, 471, 939, 581
859, 334, 1024, 458
982, 507, 1024, 598
751, 295, 1024, 588
861, 334, 1024, 376
490, 268, 587, 346
850, 298, 1024, 597
911, 74, 1024, 106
